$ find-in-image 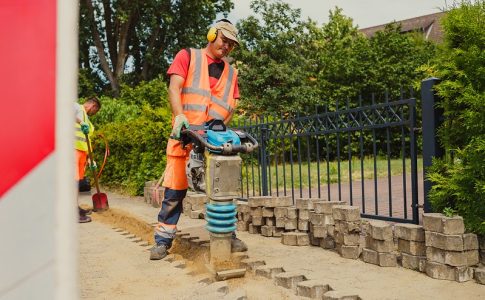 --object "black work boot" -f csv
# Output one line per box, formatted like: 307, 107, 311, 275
79, 206, 92, 215
150, 244, 168, 260
78, 214, 92, 223
231, 237, 248, 252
